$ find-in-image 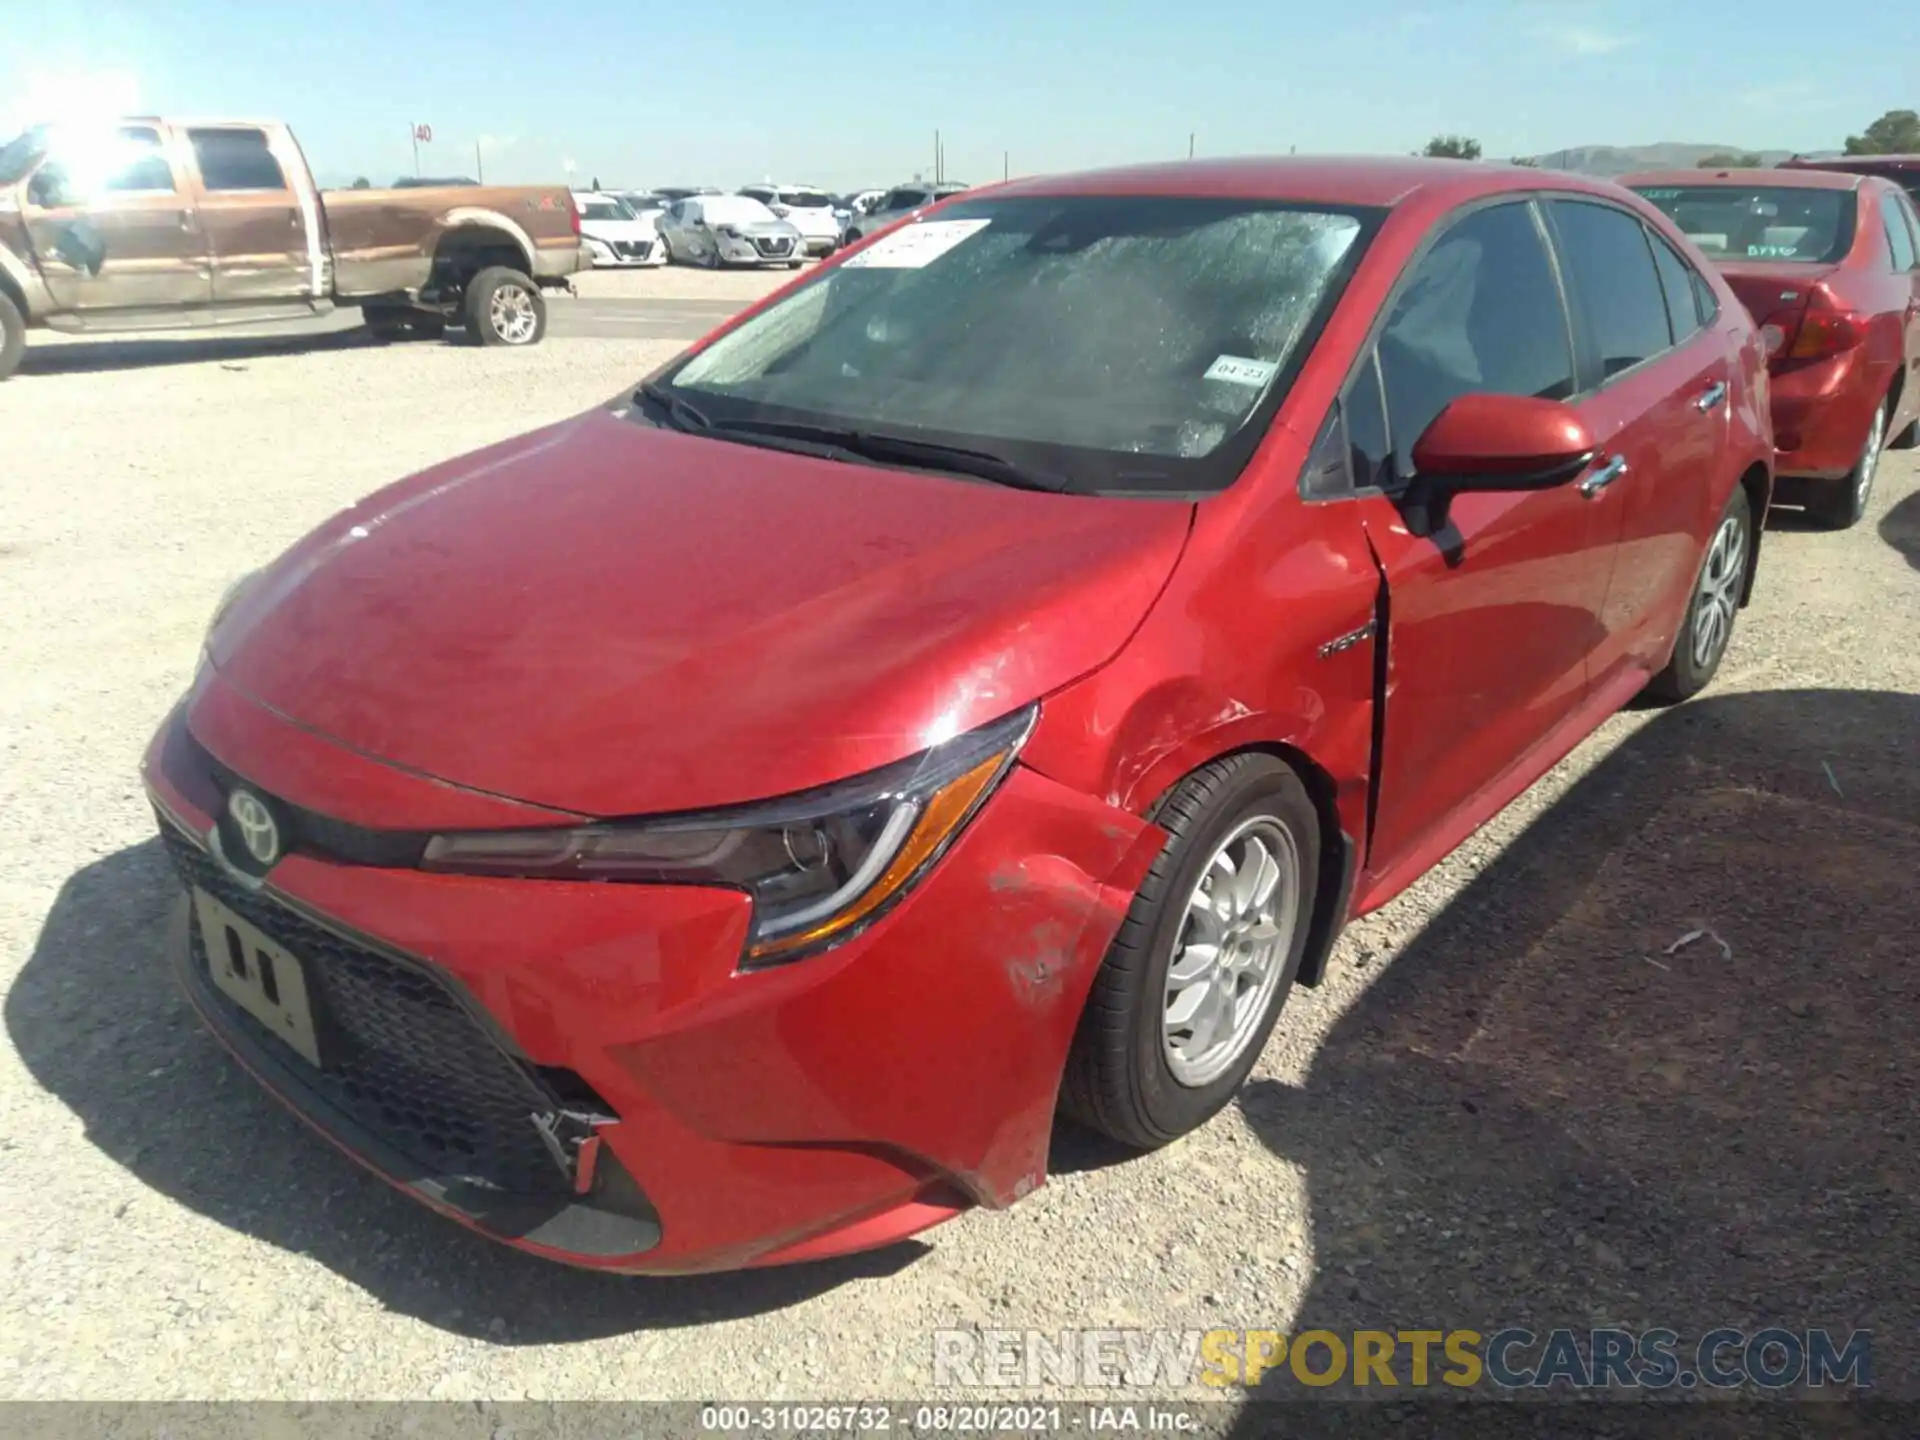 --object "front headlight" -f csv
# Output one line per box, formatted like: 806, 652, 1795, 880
421, 704, 1037, 965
